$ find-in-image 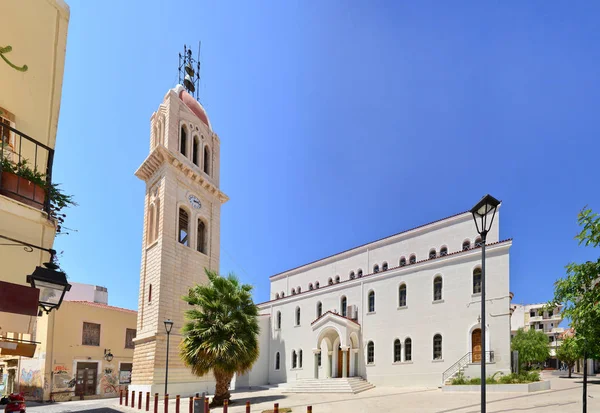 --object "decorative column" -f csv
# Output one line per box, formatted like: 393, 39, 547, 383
341, 346, 349, 378
313, 349, 320, 379
327, 351, 333, 378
